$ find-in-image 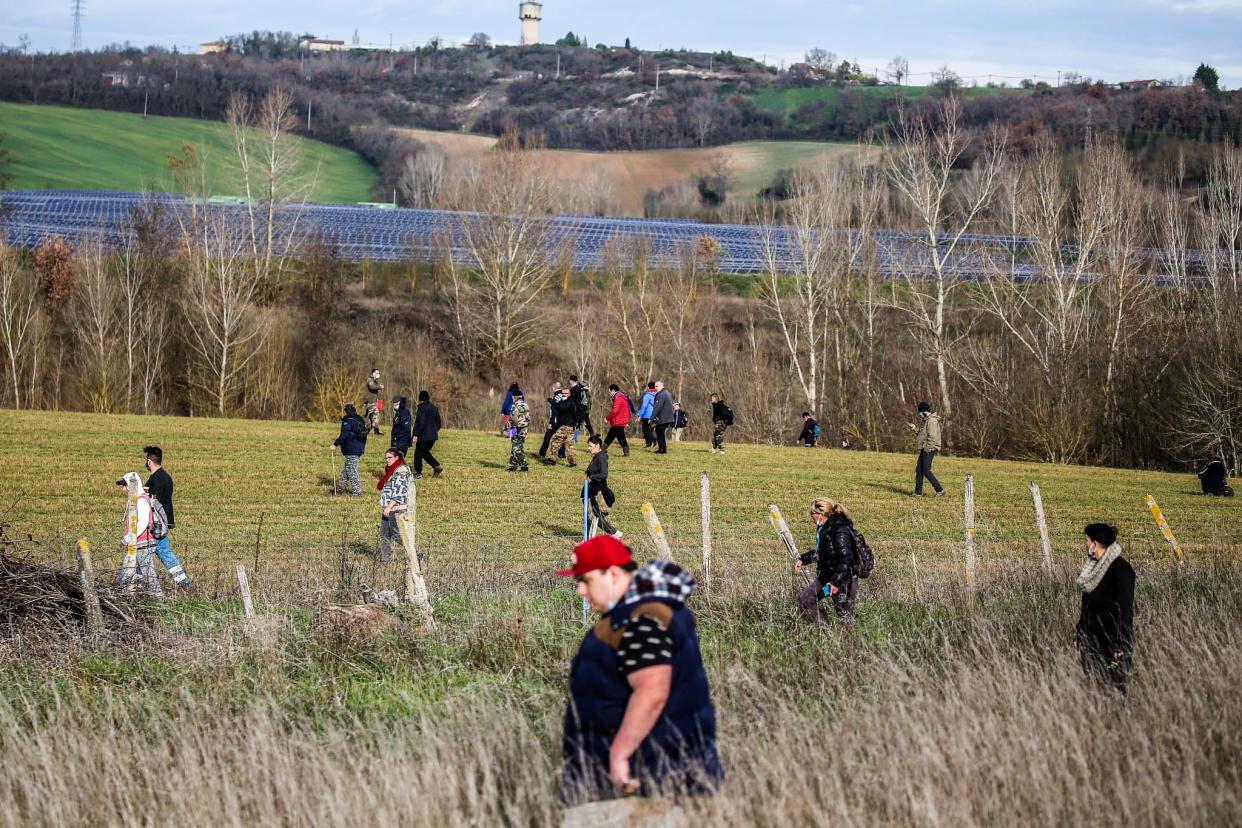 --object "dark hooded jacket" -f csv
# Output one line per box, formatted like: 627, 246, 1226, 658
390, 398, 413, 451
799, 513, 856, 588
562, 560, 722, 802
414, 398, 442, 442
334, 412, 369, 456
